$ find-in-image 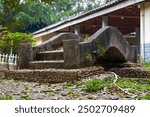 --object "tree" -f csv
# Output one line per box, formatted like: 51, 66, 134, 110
0, 0, 53, 31
0, 0, 109, 32
16, 0, 53, 32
